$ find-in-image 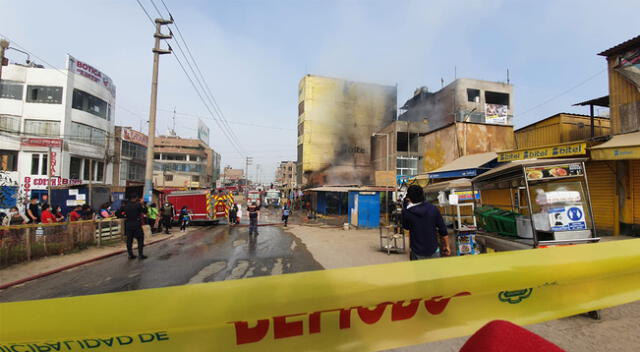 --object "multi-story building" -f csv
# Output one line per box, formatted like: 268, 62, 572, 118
372, 120, 428, 184
112, 126, 147, 189
275, 160, 297, 195
152, 135, 217, 189
398, 79, 515, 173
0, 55, 115, 210
297, 75, 397, 187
